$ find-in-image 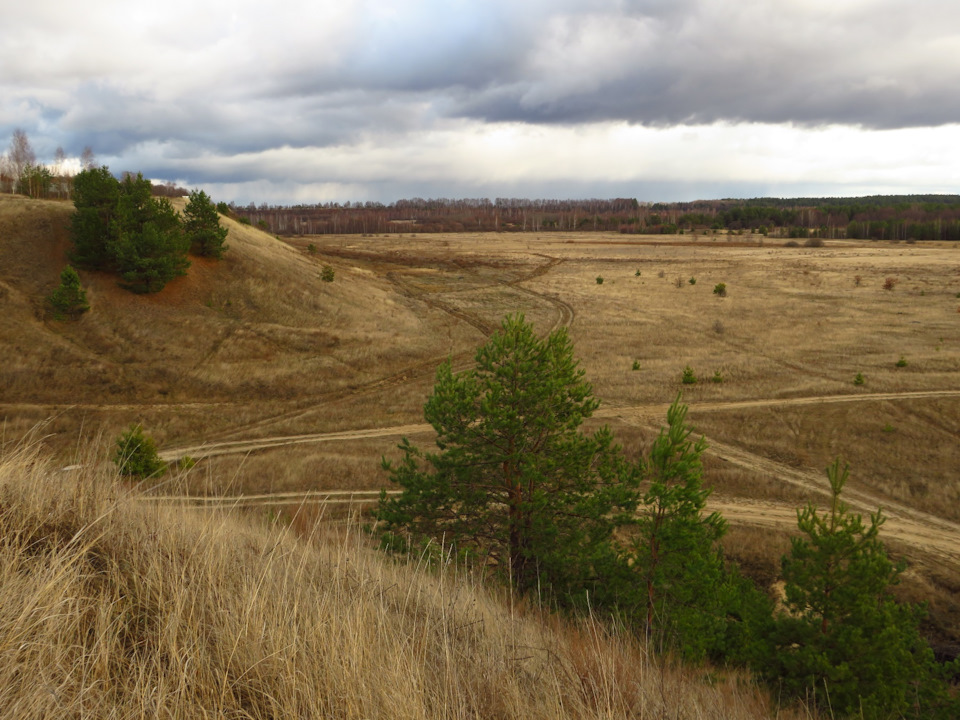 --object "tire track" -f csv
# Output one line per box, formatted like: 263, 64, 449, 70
152, 391, 960, 567
160, 390, 960, 463
206, 255, 572, 443
144, 485, 960, 567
